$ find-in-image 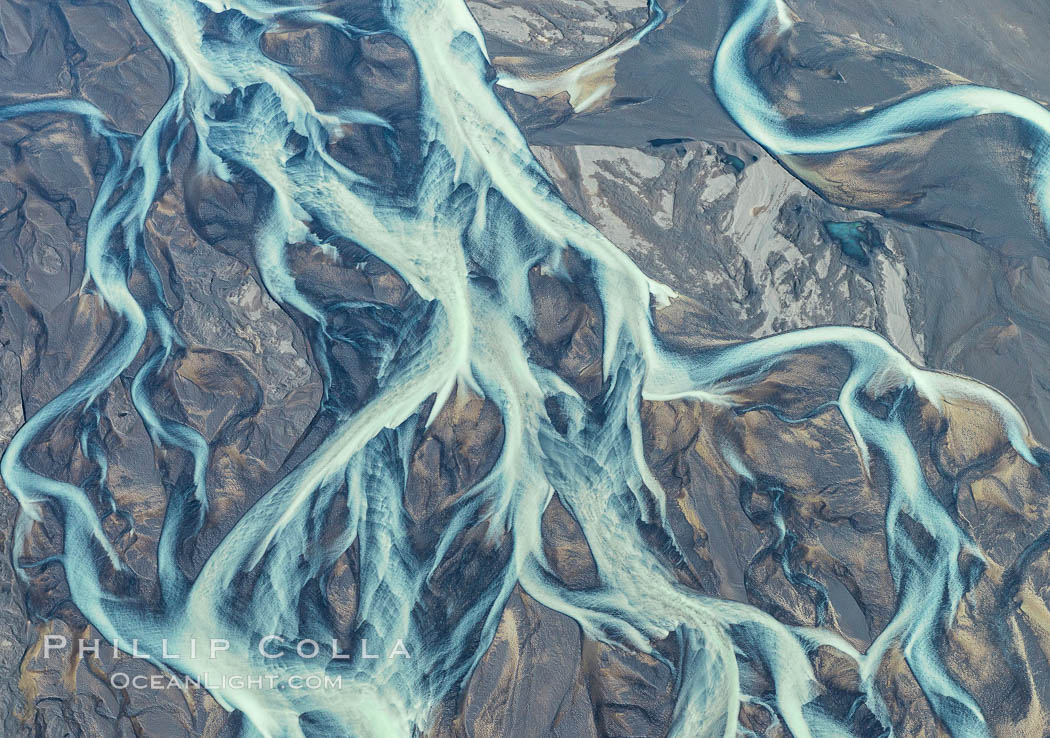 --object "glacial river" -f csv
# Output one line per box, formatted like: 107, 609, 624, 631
1, 0, 1046, 736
